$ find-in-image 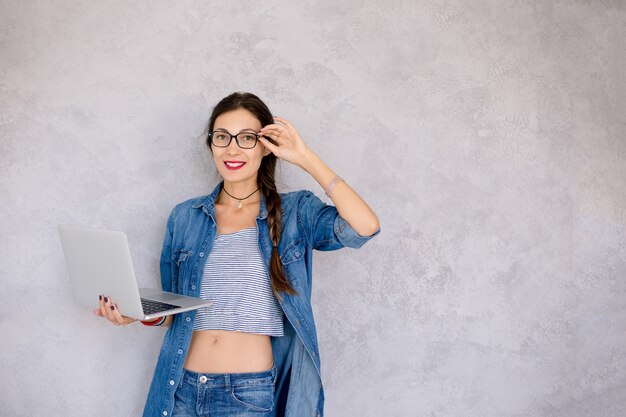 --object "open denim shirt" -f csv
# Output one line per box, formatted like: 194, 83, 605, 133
143, 182, 379, 417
